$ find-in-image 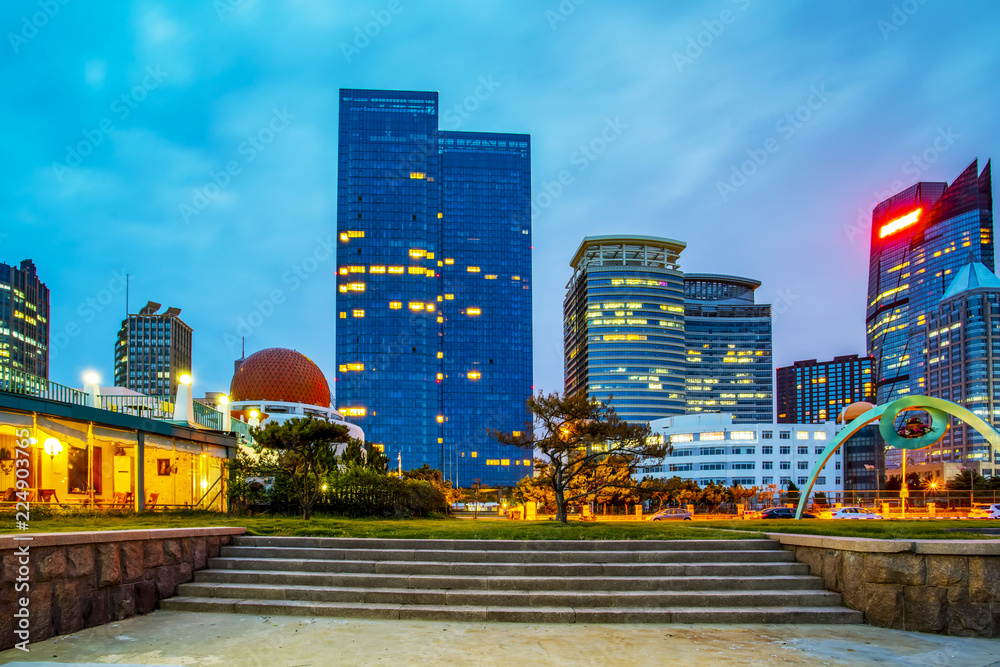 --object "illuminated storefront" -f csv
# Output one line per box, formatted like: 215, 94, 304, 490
0, 392, 236, 510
